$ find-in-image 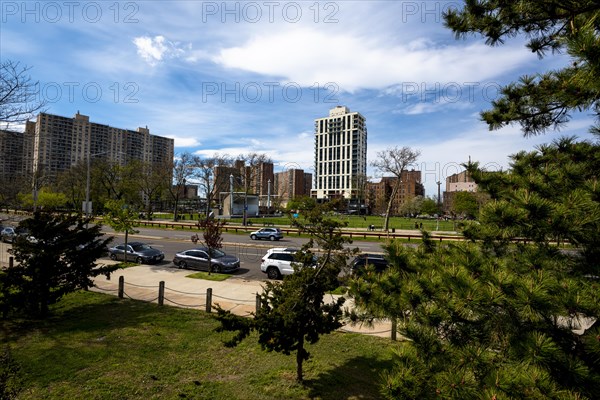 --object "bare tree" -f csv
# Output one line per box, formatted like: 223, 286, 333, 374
0, 60, 46, 128
371, 146, 421, 231
95, 160, 139, 205
192, 154, 232, 221
197, 217, 225, 275
55, 161, 87, 211
133, 159, 171, 219
351, 173, 369, 214
168, 152, 195, 221
236, 153, 272, 226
